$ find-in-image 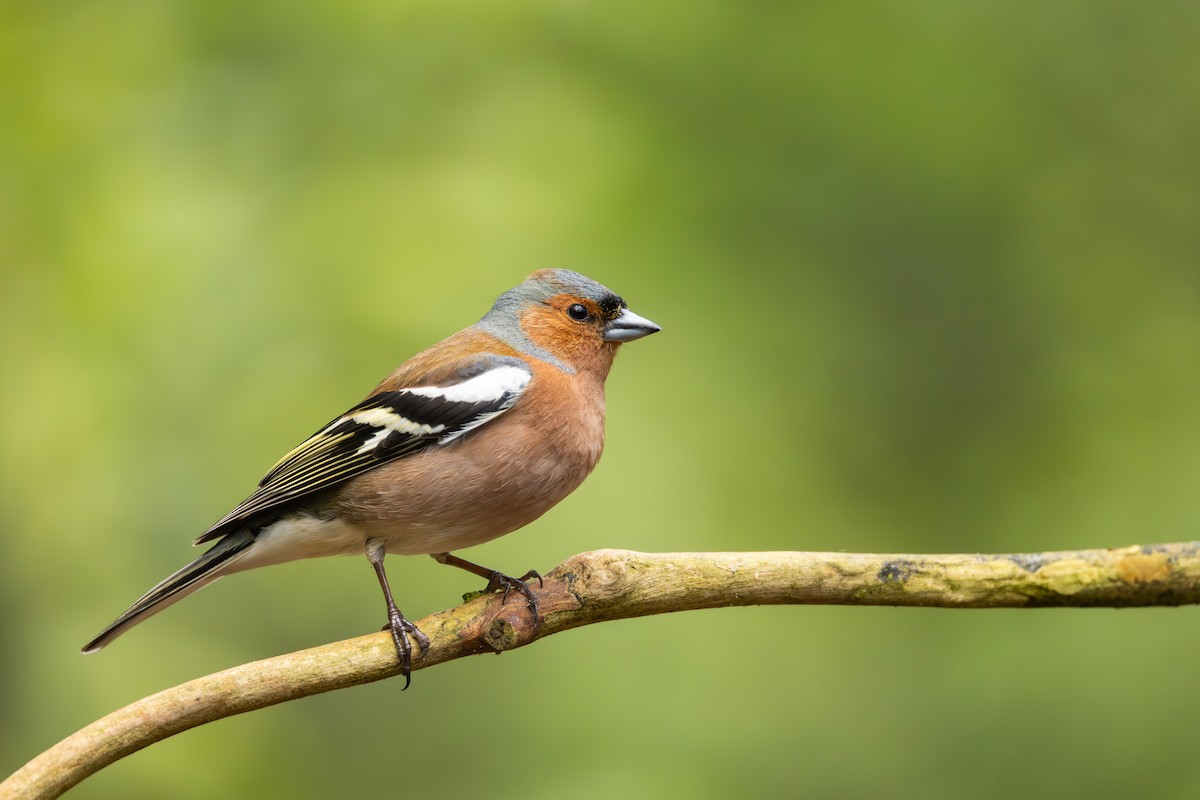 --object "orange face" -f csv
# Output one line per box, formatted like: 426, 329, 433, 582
519, 292, 624, 376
